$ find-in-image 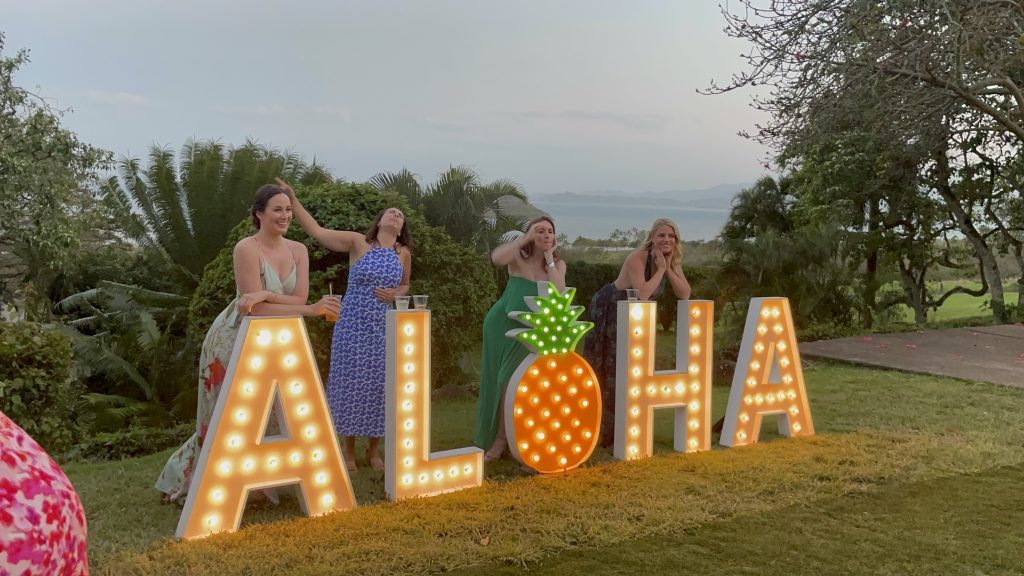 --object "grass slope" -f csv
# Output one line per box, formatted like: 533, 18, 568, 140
67, 364, 1024, 575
